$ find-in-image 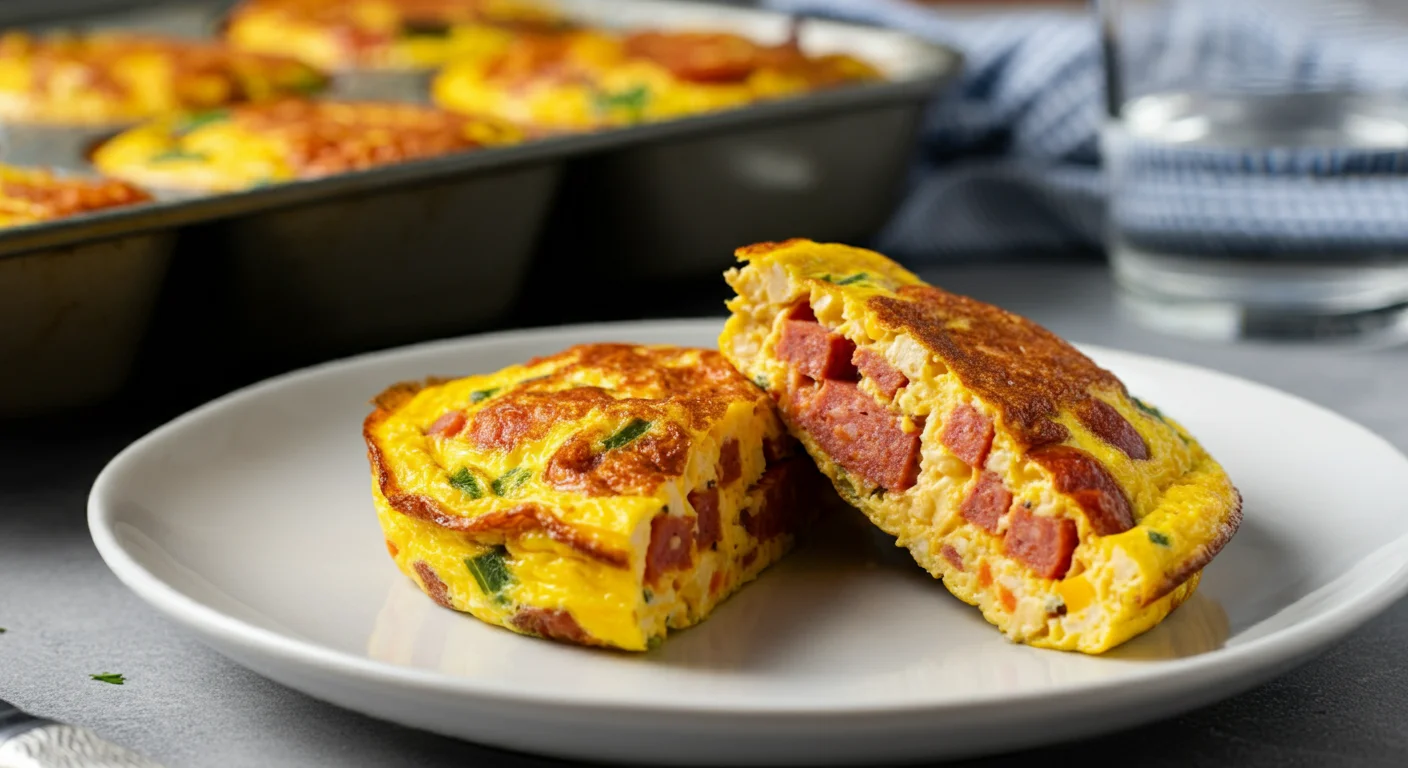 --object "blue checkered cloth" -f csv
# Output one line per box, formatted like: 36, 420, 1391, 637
762, 0, 1408, 261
